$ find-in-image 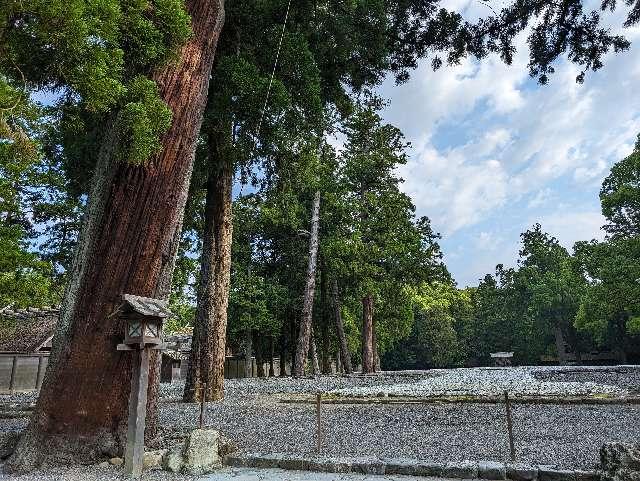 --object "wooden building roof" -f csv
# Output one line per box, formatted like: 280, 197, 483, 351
0, 307, 59, 353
